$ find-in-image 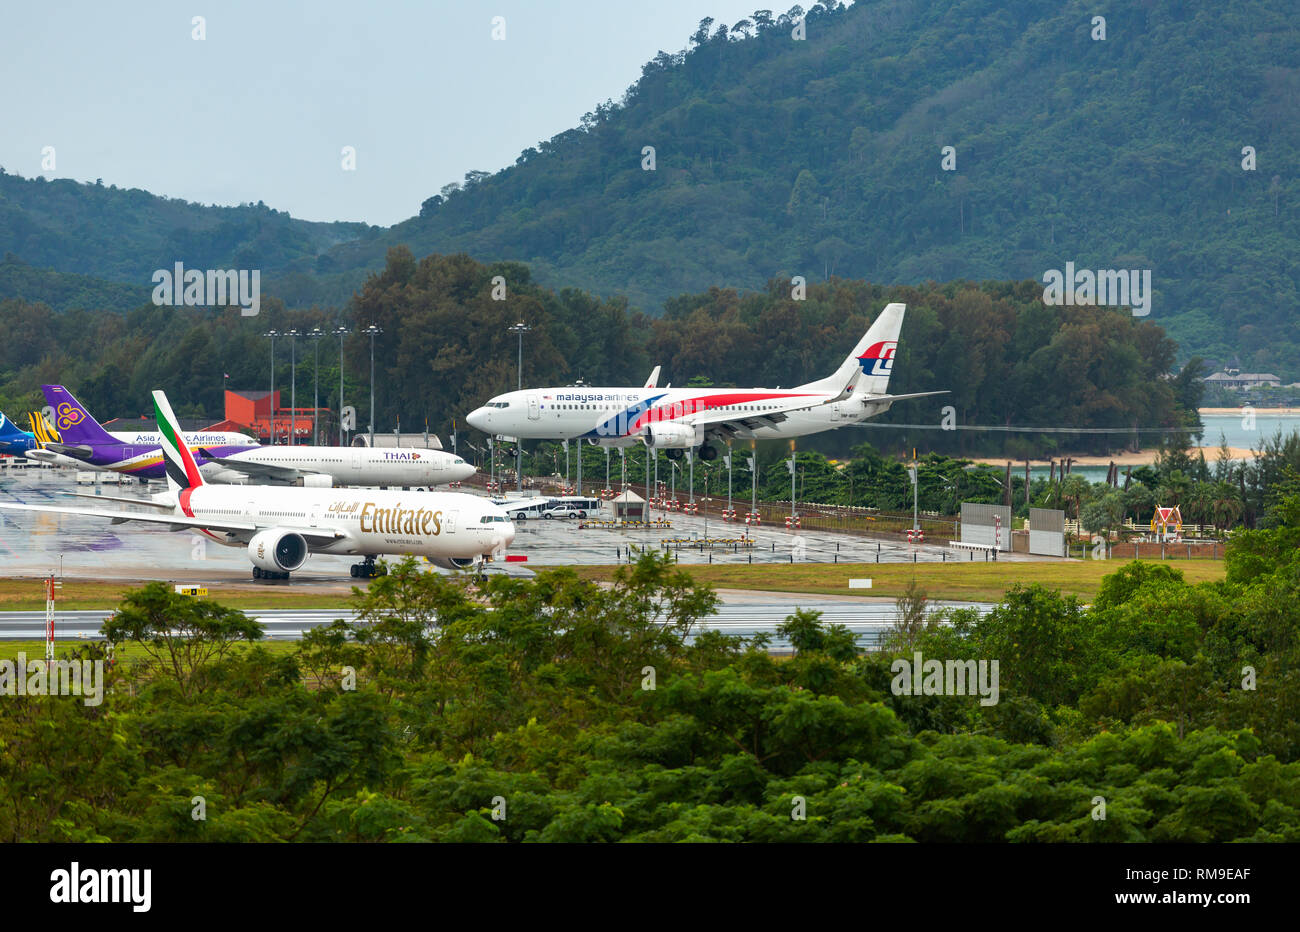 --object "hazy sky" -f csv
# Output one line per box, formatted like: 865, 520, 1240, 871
0, 0, 781, 226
